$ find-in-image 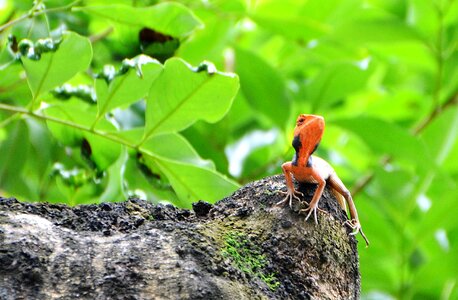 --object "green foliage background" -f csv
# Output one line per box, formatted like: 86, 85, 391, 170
1, 0, 457, 298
